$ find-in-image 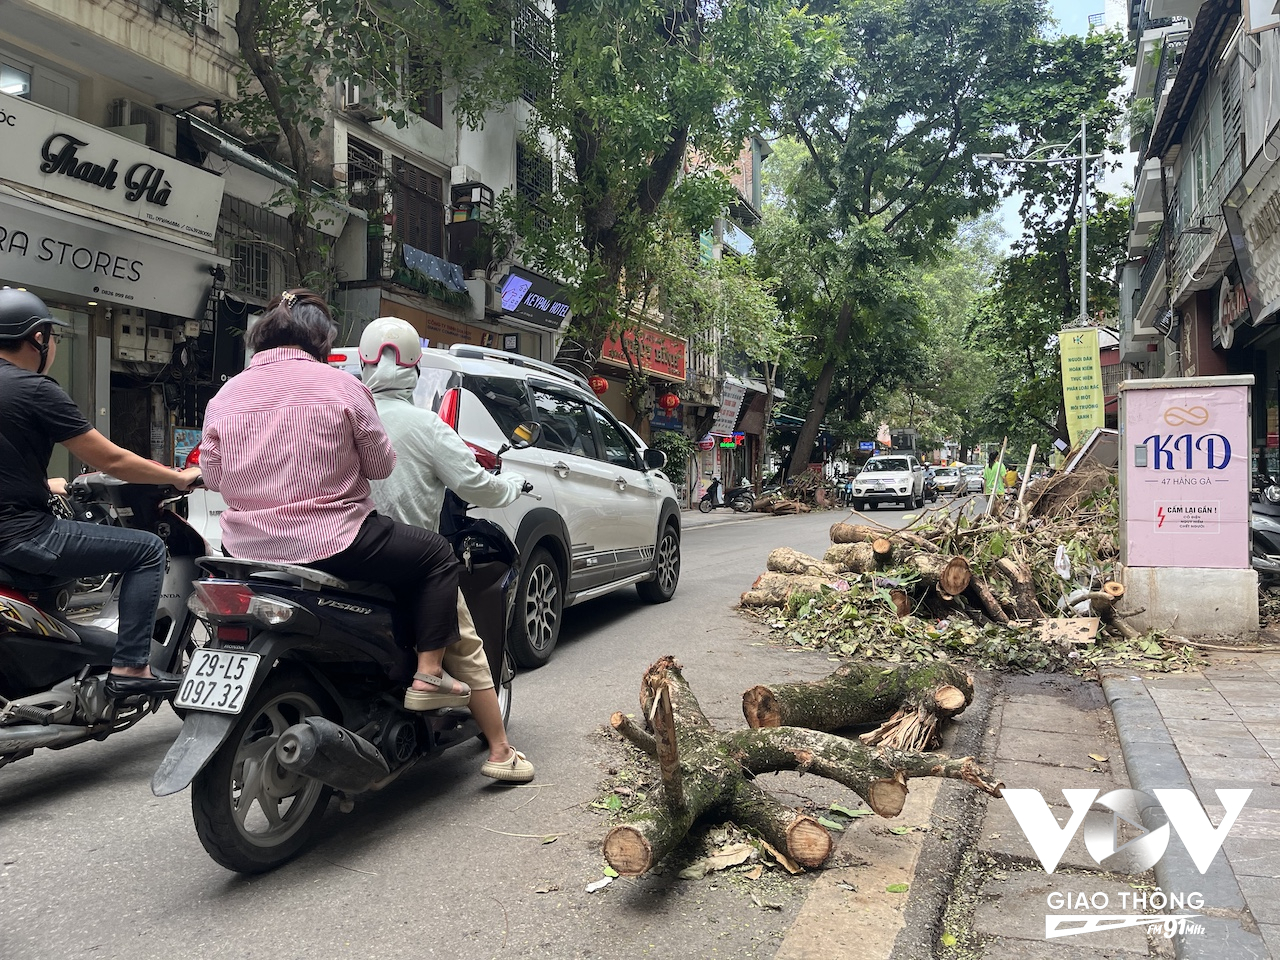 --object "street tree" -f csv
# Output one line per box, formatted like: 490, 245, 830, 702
767, 0, 1128, 476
